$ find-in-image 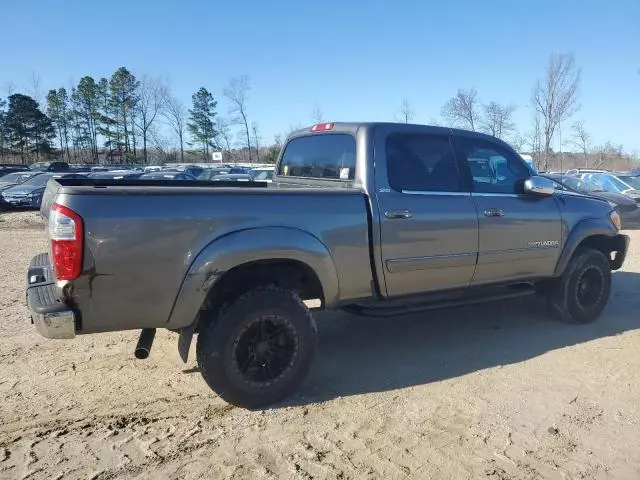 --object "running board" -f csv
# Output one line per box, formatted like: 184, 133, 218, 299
342, 285, 536, 318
